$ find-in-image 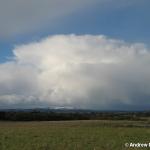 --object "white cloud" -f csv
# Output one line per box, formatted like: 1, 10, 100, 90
0, 34, 150, 110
